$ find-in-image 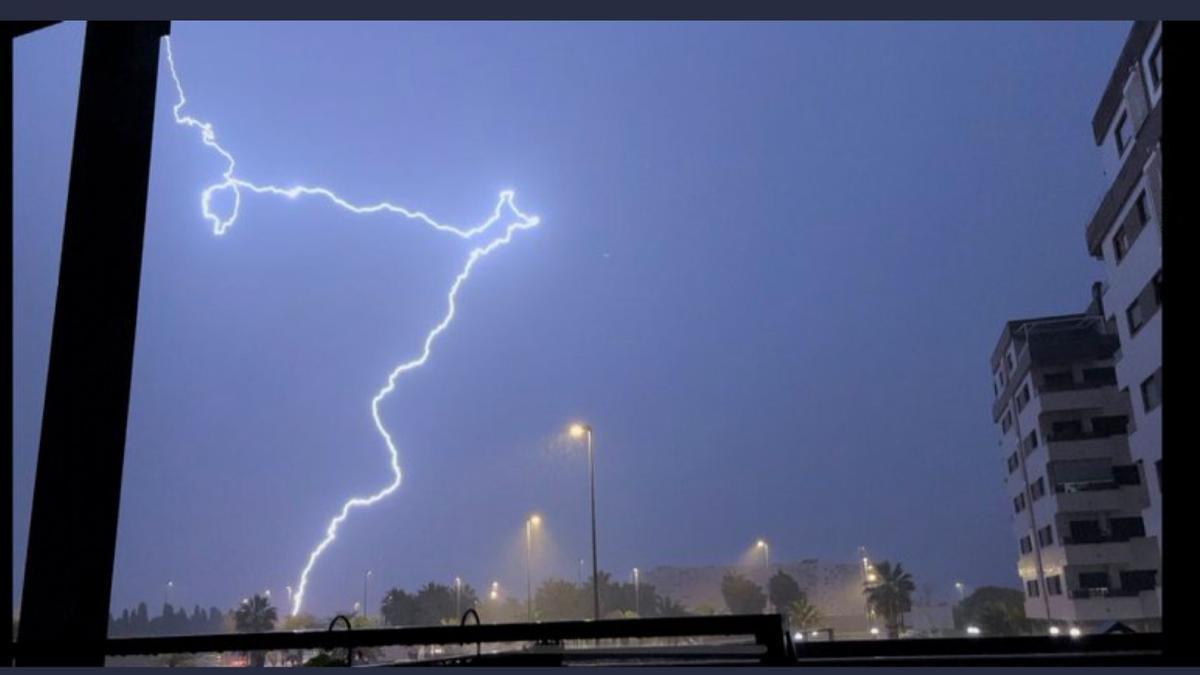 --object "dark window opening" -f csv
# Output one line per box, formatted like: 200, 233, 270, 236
1037, 524, 1053, 547
1141, 369, 1162, 413
1046, 575, 1063, 596
1068, 520, 1103, 544
1148, 40, 1162, 89
1078, 571, 1110, 589
1091, 415, 1129, 437
1081, 367, 1117, 386
1114, 111, 1132, 155
1112, 464, 1141, 485
1120, 570, 1157, 592
1026, 579, 1040, 598
1050, 419, 1084, 440
1110, 516, 1146, 541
